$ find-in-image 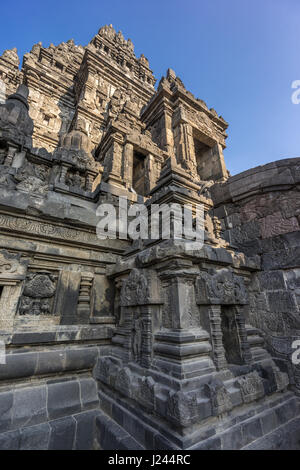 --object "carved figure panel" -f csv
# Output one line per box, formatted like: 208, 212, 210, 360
18, 272, 57, 316
196, 269, 248, 305
120, 268, 149, 306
